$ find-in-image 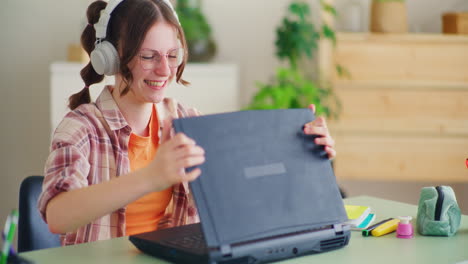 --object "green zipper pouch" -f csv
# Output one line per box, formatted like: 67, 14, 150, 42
416, 186, 461, 236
